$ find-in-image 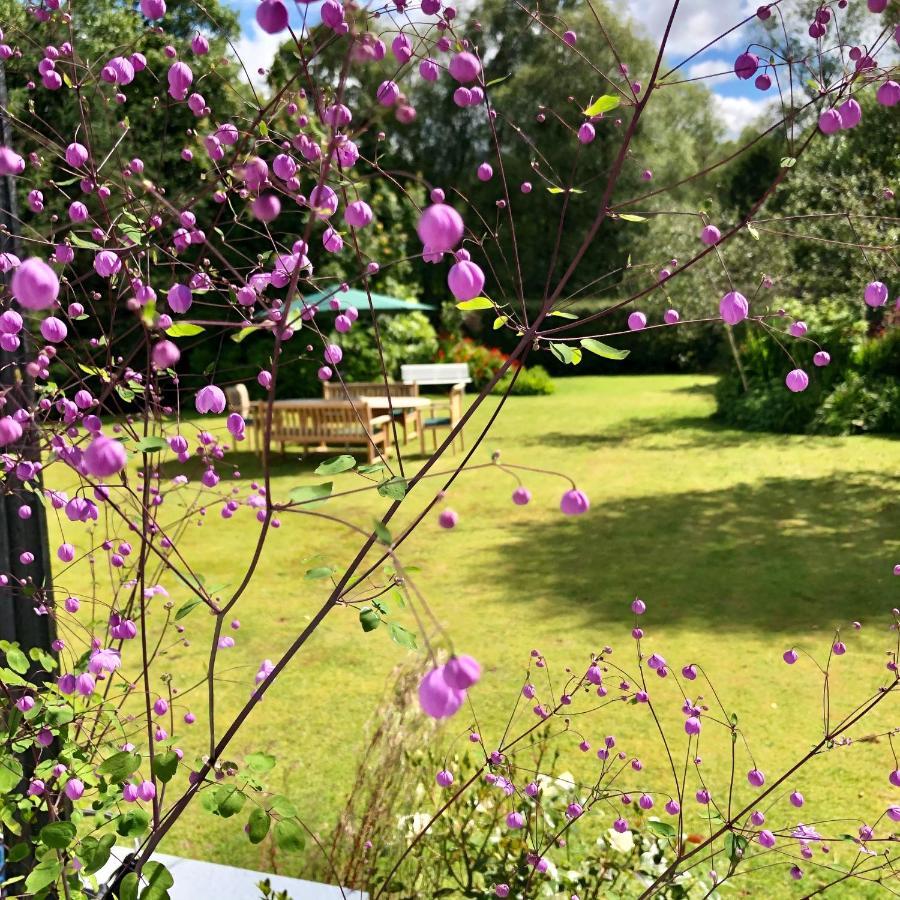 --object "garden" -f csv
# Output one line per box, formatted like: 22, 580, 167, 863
0, 0, 896, 898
